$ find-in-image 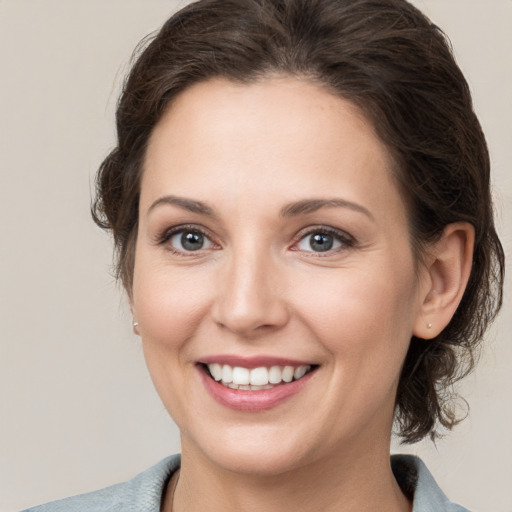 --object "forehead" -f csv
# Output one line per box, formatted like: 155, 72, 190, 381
142, 76, 406, 224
